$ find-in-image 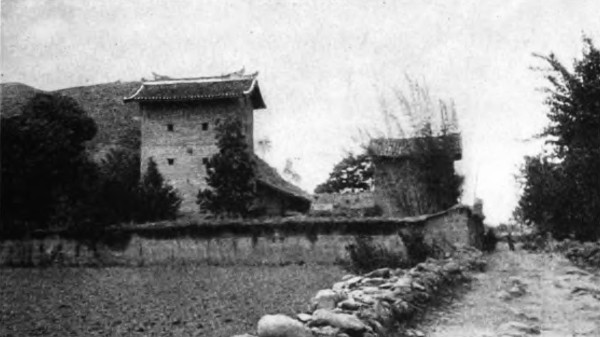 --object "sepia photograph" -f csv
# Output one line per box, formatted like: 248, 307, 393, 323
1, 1, 599, 336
